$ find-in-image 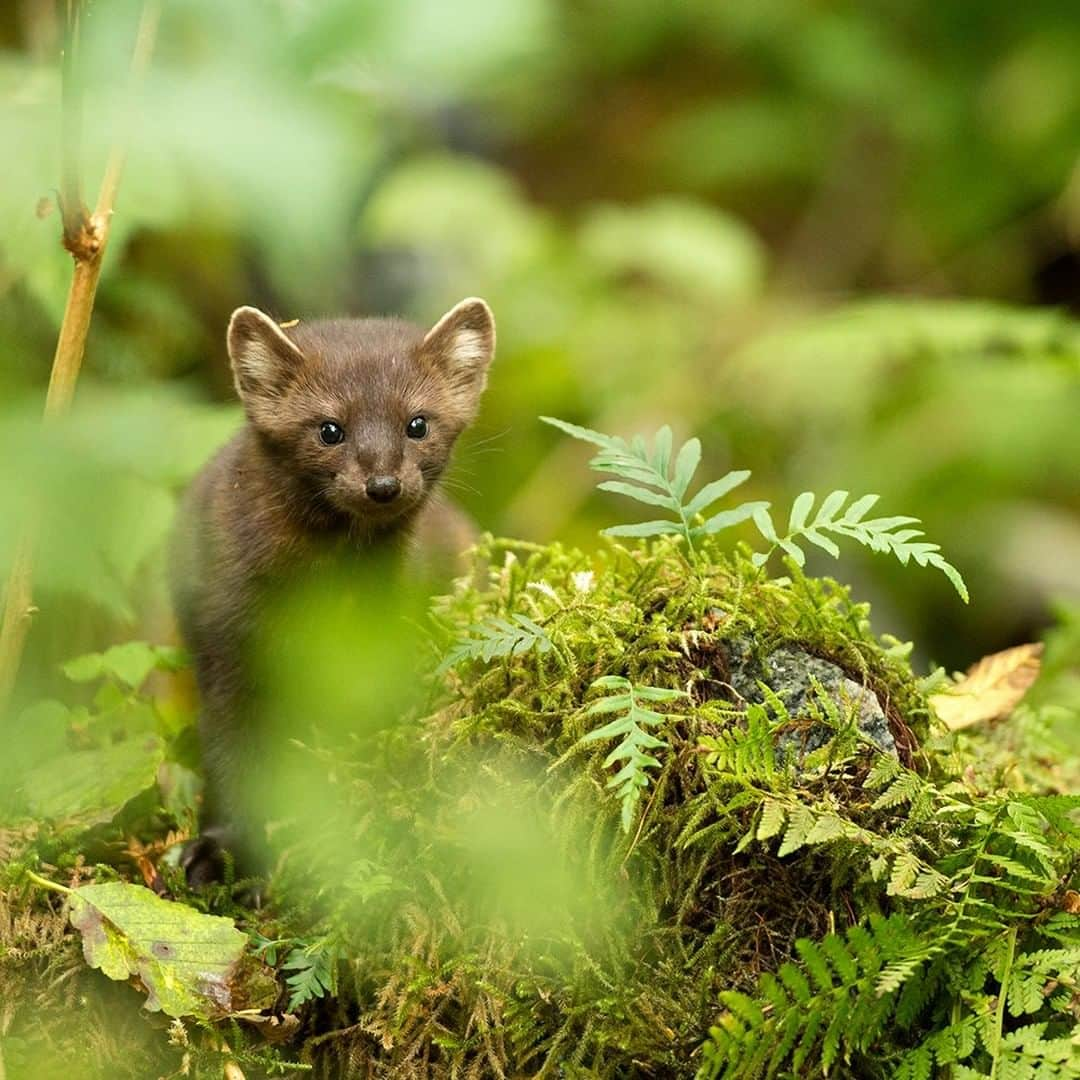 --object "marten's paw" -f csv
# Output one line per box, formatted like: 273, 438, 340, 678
180, 828, 267, 907
180, 832, 227, 887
